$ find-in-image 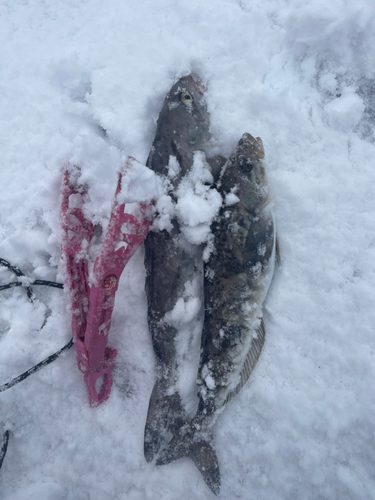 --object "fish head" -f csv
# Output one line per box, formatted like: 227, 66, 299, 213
153, 74, 212, 160
222, 133, 270, 211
